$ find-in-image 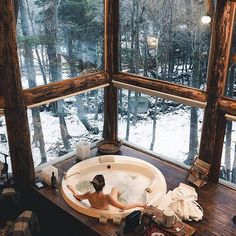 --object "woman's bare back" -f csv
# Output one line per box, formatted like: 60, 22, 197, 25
67, 184, 146, 210
88, 191, 111, 210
